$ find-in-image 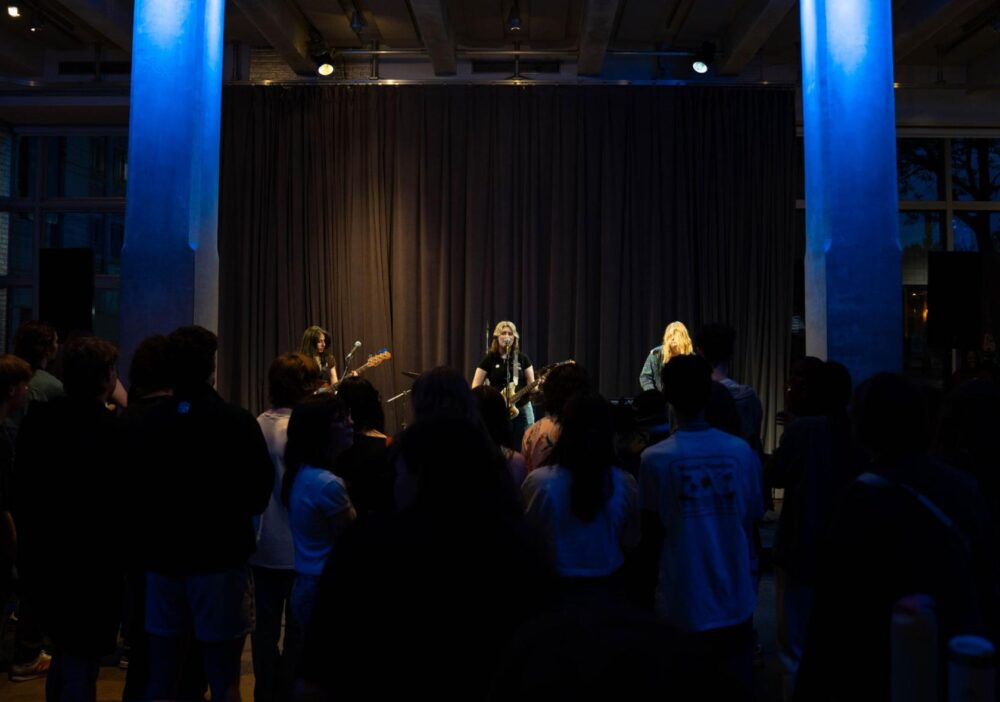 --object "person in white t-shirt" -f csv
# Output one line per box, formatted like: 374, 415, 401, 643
522, 393, 639, 581
281, 396, 357, 672
250, 352, 320, 702
639, 354, 763, 701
